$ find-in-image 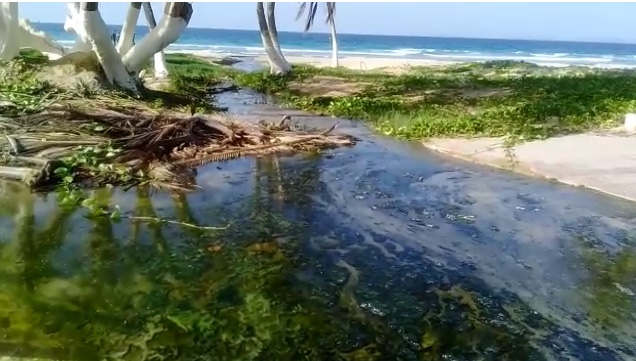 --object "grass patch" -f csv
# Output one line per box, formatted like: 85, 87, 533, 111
163, 53, 233, 94
233, 61, 636, 141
